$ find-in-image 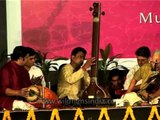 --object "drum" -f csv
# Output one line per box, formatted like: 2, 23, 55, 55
27, 85, 61, 109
